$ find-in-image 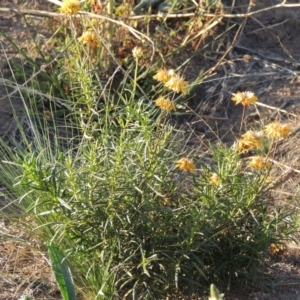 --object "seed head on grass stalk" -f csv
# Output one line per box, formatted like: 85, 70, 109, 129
132, 46, 142, 59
